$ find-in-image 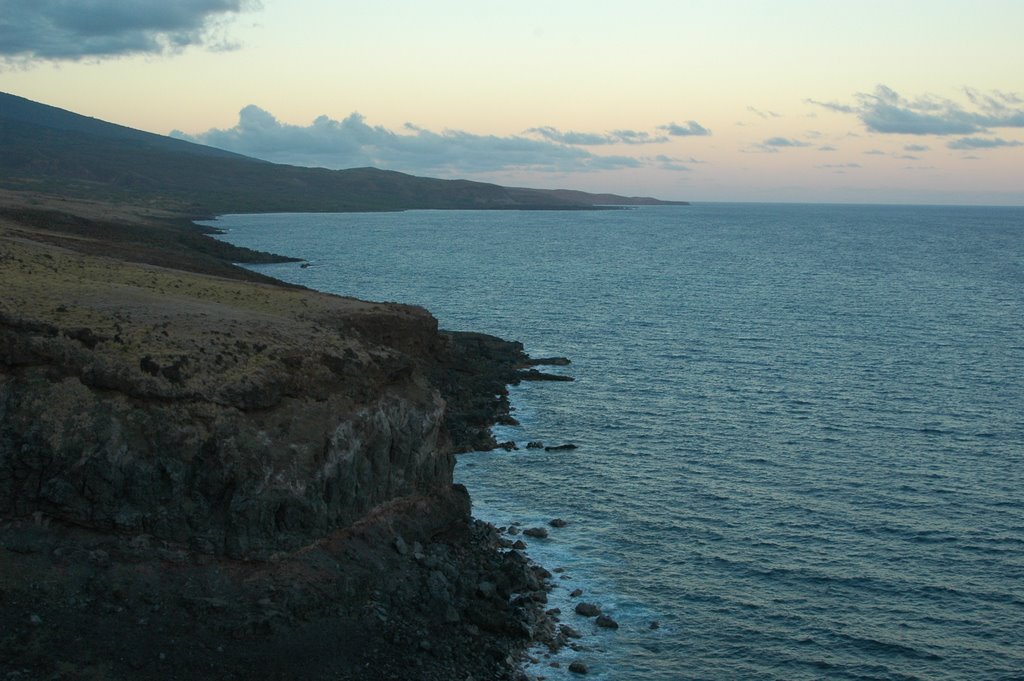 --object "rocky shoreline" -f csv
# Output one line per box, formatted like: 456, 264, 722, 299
0, 192, 578, 680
